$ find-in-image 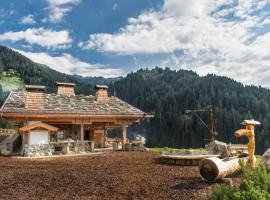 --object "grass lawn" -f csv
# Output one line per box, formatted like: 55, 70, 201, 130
0, 75, 24, 92
256, 155, 262, 166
